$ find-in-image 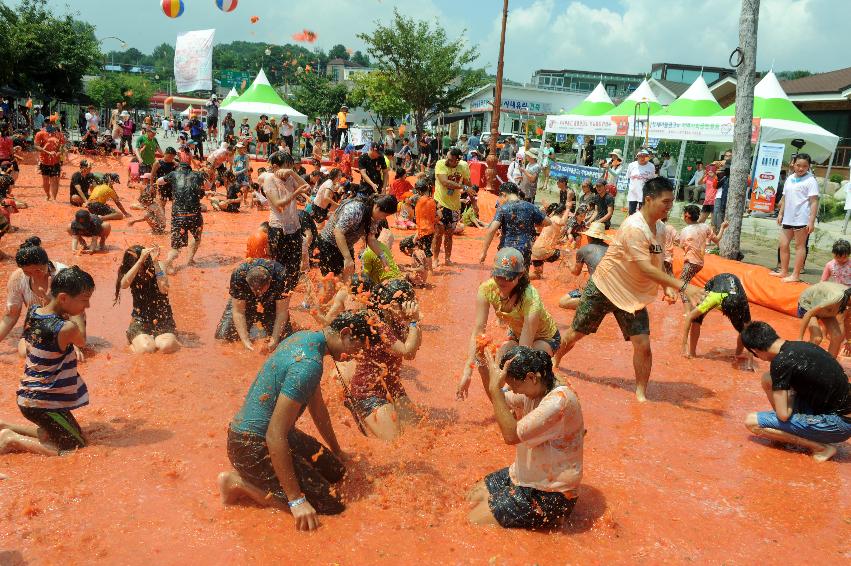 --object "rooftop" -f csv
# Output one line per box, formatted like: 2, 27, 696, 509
780, 66, 851, 95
